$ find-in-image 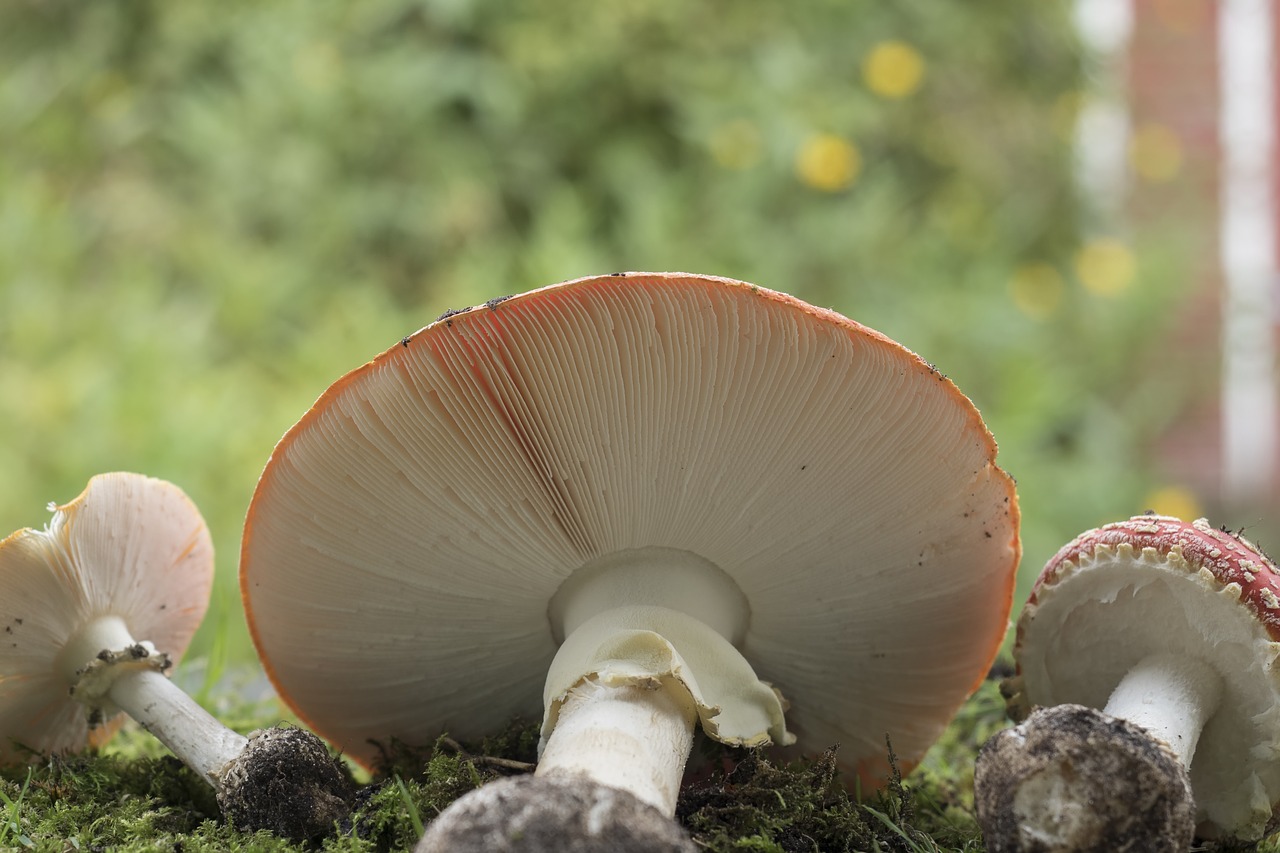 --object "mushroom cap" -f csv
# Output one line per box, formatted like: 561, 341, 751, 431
0, 473, 214, 764
240, 272, 1019, 789
415, 774, 696, 853
1011, 514, 1280, 839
